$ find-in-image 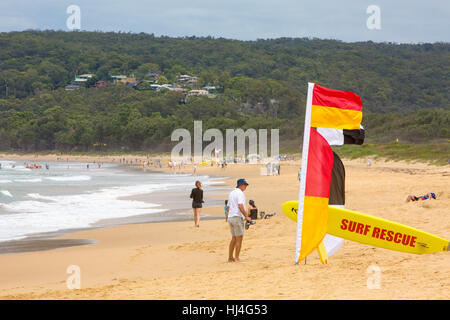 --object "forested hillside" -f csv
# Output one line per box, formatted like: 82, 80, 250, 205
0, 31, 448, 151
